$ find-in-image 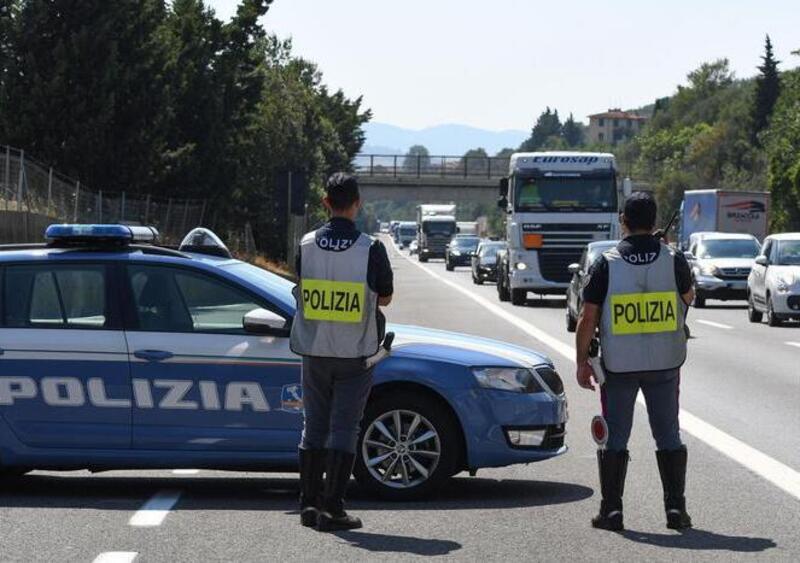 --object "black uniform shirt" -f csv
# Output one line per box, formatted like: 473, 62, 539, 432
582, 234, 693, 306
295, 218, 394, 298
